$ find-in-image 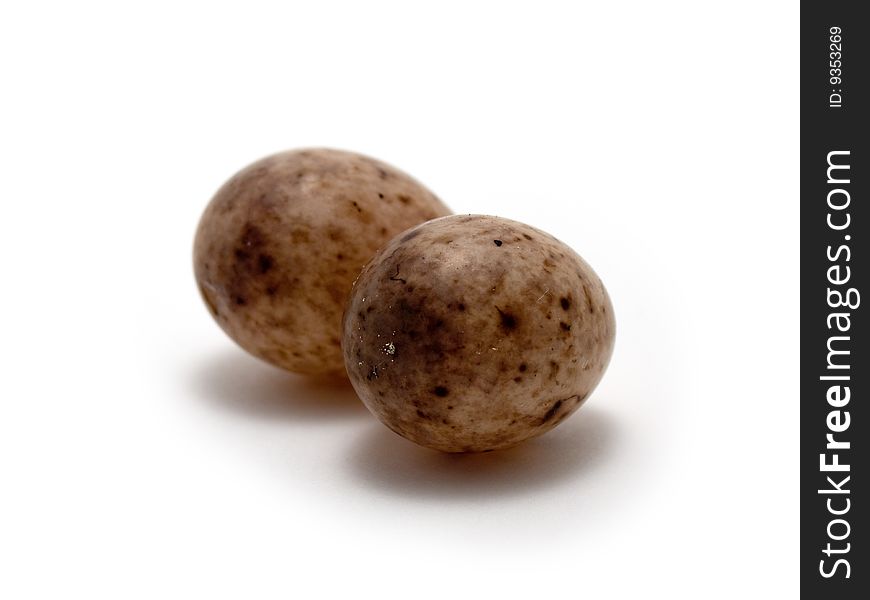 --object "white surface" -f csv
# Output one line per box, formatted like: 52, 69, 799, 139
0, 1, 798, 598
